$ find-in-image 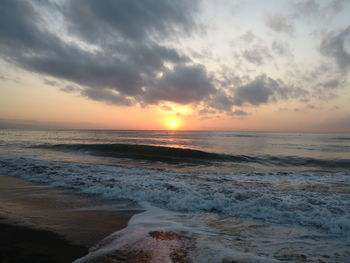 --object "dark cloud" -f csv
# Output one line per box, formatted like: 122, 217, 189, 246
318, 79, 343, 89
0, 0, 216, 107
209, 91, 235, 111
230, 109, 249, 116
65, 0, 198, 43
286, 60, 347, 101
240, 31, 257, 44
306, 104, 316, 109
311, 77, 346, 99
0, 1, 42, 52
265, 13, 294, 36
271, 40, 291, 56
143, 65, 215, 104
43, 79, 61, 87
300, 63, 338, 84
293, 0, 320, 14
198, 108, 217, 115
60, 85, 81, 93
232, 75, 292, 106
320, 26, 350, 71
242, 45, 271, 65
293, 104, 318, 112
82, 88, 132, 106
292, 0, 346, 20
205, 74, 309, 112
233, 32, 273, 66
214, 66, 249, 89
